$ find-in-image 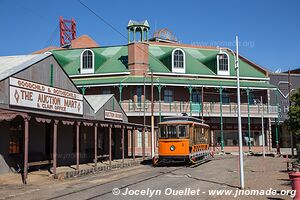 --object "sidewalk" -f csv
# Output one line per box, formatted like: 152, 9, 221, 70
215, 155, 294, 200
0, 157, 144, 185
